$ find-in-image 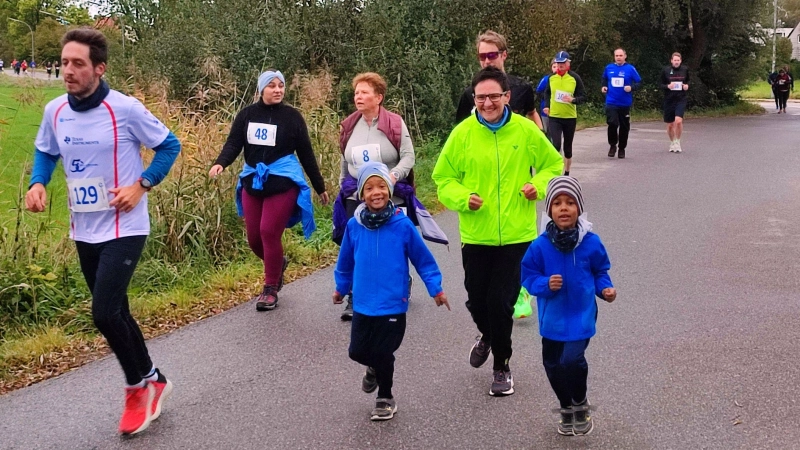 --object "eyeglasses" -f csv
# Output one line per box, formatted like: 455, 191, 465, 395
473, 91, 508, 103
478, 52, 501, 61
